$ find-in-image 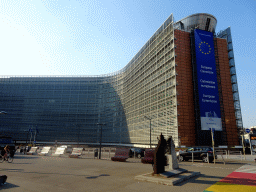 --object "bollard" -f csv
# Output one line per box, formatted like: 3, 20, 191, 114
222, 155, 226, 165
207, 153, 209, 164
240, 151, 242, 161
192, 152, 194, 163
109, 148, 110, 159
226, 150, 227, 159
